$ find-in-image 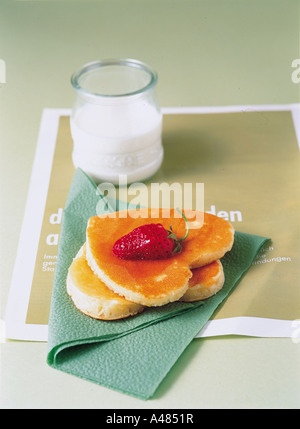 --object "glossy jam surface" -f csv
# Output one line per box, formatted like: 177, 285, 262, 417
86, 208, 234, 300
